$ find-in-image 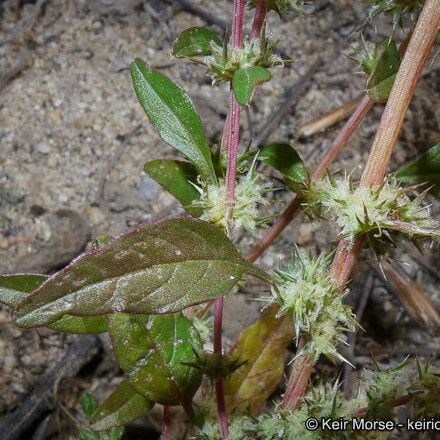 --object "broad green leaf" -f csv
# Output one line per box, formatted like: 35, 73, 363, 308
90, 380, 153, 431
259, 143, 308, 191
131, 59, 216, 183
15, 218, 266, 328
143, 159, 202, 216
395, 143, 440, 198
232, 66, 271, 106
367, 39, 400, 103
109, 313, 202, 405
173, 26, 222, 57
0, 274, 107, 334
224, 307, 294, 414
